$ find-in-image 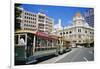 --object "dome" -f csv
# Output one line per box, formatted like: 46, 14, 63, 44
73, 12, 84, 21
73, 12, 86, 26
75, 12, 81, 17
